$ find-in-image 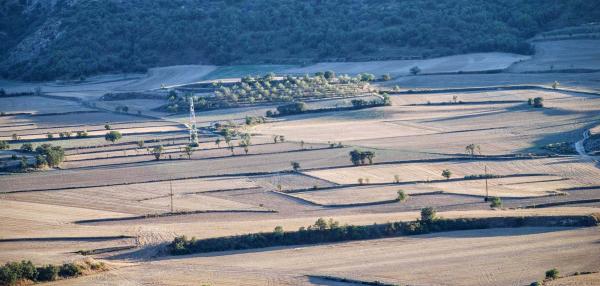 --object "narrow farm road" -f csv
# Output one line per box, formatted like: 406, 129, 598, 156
575, 129, 596, 163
